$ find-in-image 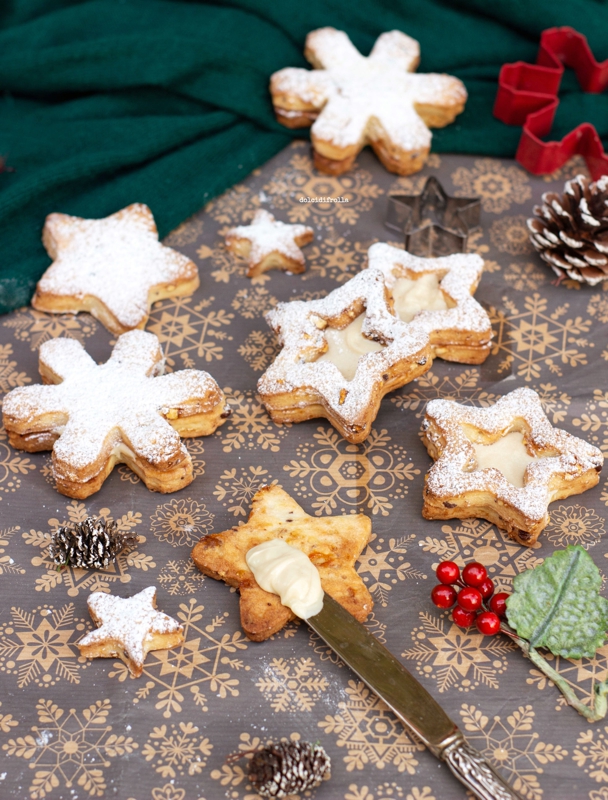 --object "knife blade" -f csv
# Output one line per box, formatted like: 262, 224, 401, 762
307, 594, 524, 800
